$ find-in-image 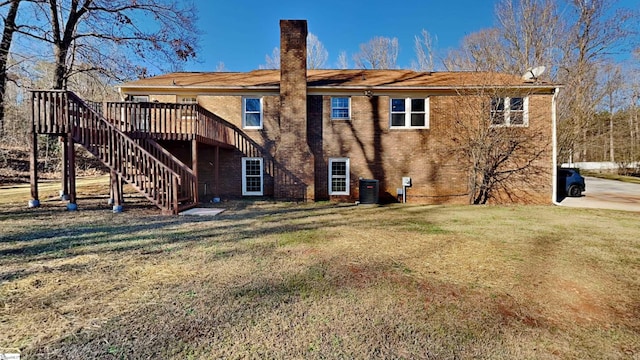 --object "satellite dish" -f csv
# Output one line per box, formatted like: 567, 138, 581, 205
522, 66, 546, 81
